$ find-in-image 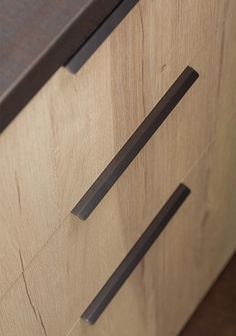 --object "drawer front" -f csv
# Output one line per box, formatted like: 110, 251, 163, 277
0, 0, 226, 301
